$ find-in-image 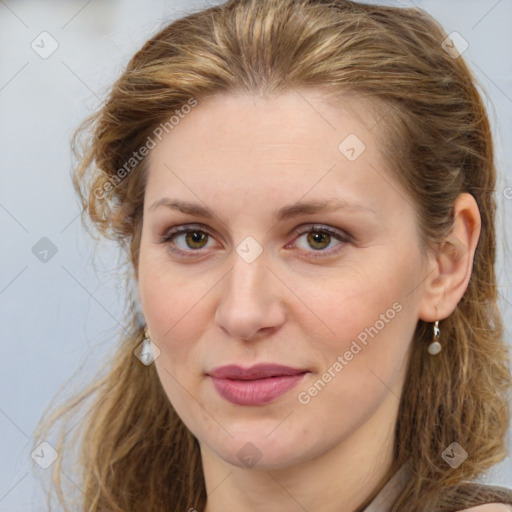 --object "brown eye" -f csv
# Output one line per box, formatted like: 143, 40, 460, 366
307, 231, 331, 250
185, 231, 208, 249
160, 226, 216, 256
290, 224, 350, 259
